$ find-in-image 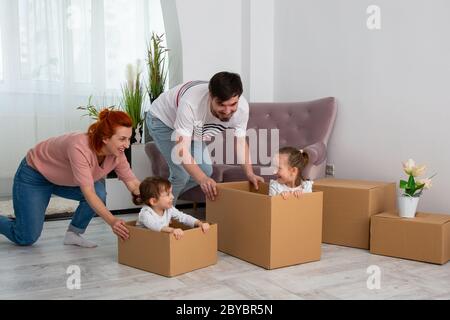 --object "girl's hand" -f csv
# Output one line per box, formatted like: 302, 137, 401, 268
281, 191, 291, 200
201, 222, 210, 233
172, 228, 184, 240
293, 190, 303, 198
